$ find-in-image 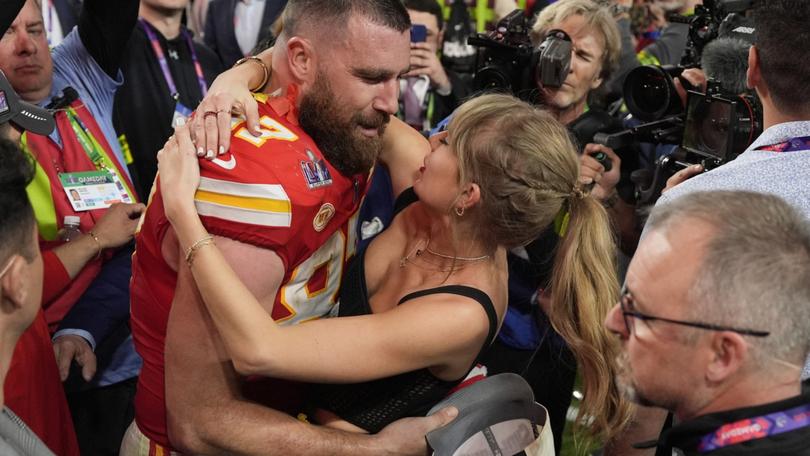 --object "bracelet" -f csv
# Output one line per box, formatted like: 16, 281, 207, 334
185, 234, 215, 268
234, 56, 271, 92
87, 231, 103, 260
